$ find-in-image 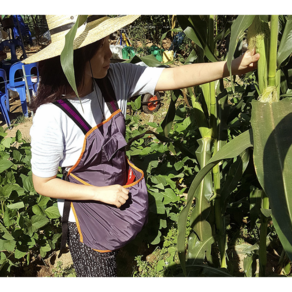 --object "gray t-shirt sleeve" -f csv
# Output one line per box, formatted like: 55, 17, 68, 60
109, 63, 165, 98
108, 62, 165, 116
